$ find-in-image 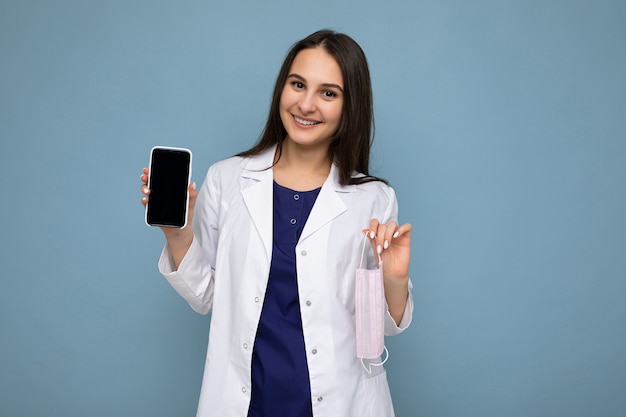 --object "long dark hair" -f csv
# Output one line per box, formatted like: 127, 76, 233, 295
237, 29, 386, 185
